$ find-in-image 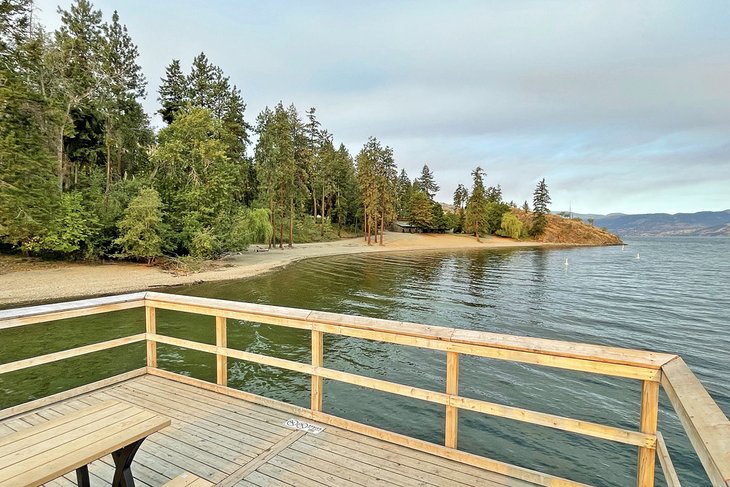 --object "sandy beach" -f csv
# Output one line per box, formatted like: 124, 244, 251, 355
0, 232, 545, 307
